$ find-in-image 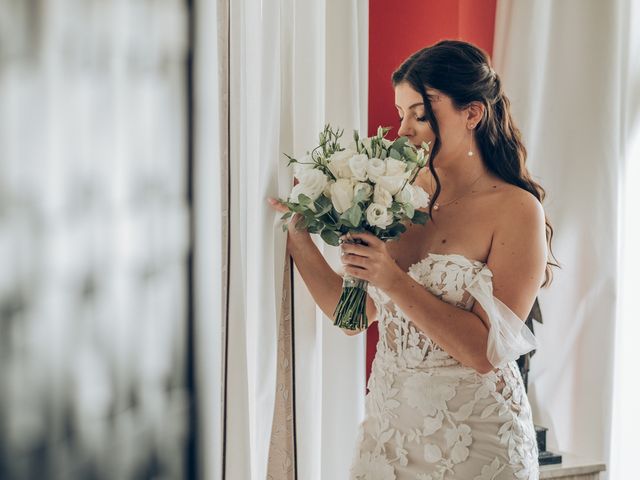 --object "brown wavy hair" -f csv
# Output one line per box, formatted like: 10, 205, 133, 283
391, 39, 560, 288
